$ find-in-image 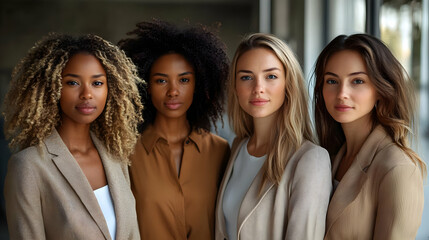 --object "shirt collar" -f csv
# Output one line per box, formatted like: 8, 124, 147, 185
140, 125, 204, 154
